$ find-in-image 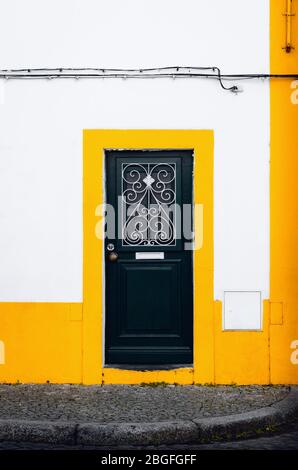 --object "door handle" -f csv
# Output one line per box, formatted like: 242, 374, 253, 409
107, 252, 118, 262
